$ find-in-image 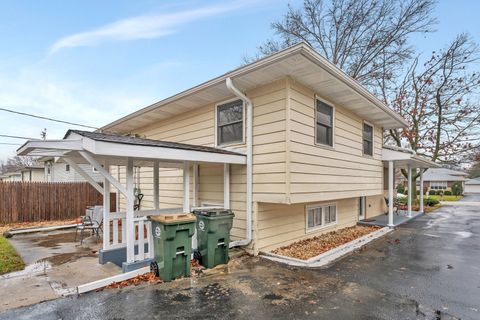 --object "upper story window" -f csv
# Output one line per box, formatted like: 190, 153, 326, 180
363, 122, 373, 156
65, 164, 70, 172
315, 99, 334, 147
216, 99, 244, 146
